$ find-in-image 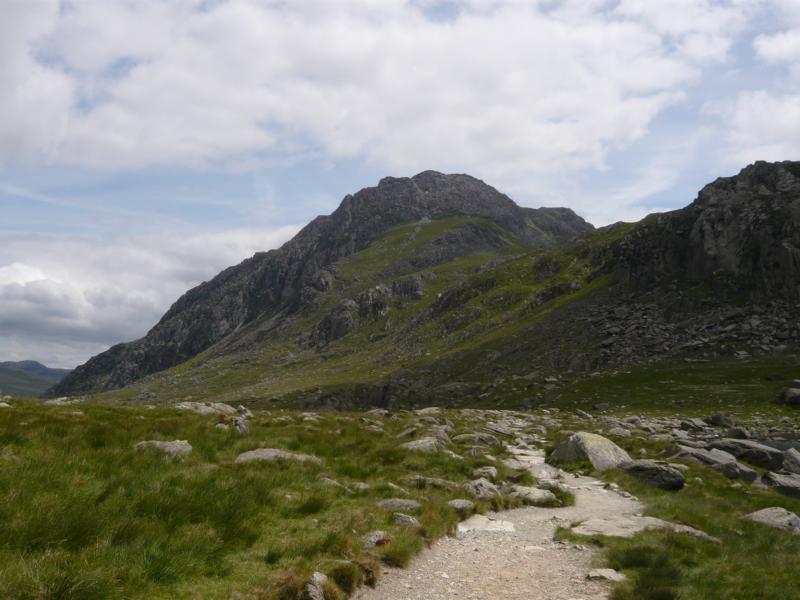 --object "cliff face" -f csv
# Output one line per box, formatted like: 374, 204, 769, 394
50, 171, 592, 395
615, 161, 800, 299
